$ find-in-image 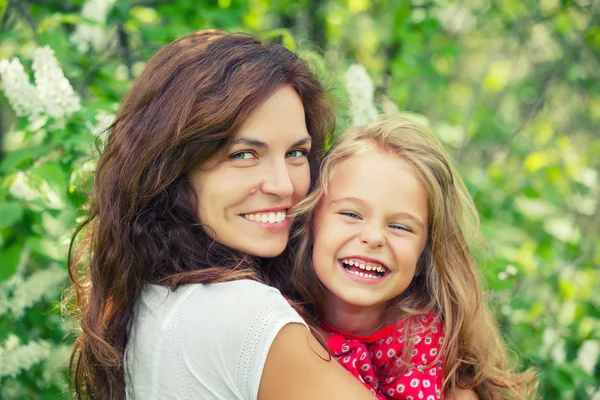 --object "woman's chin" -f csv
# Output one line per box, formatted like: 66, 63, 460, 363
241, 240, 287, 259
